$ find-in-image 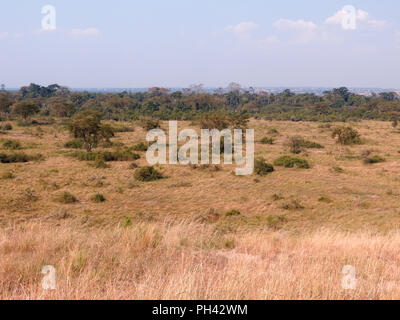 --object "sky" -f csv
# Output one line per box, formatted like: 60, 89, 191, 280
0, 0, 399, 89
